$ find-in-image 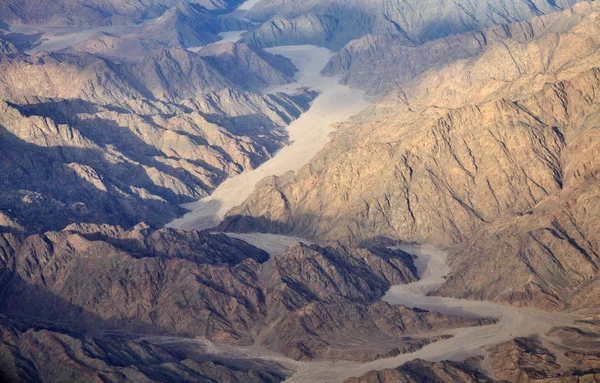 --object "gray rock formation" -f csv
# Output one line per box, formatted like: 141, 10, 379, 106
0, 0, 245, 27
322, 2, 597, 95
242, 0, 582, 49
